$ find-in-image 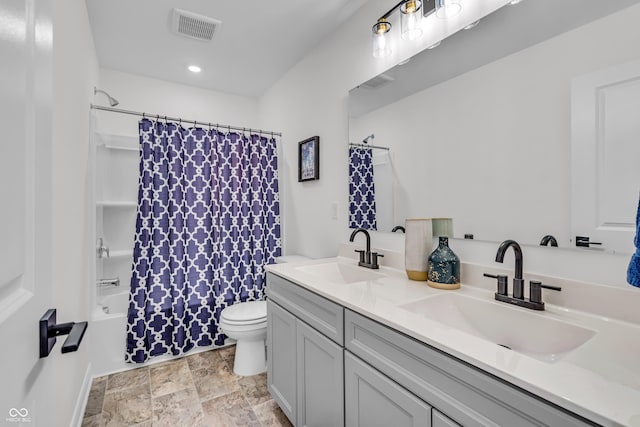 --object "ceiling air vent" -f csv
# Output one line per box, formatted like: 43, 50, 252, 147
171, 8, 221, 41
360, 73, 395, 89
